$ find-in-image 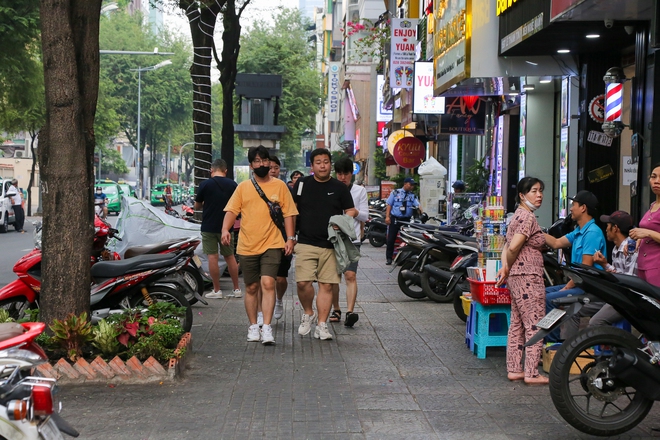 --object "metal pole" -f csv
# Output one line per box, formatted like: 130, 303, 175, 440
137, 68, 142, 199
98, 149, 102, 181
178, 142, 194, 185
167, 137, 171, 182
